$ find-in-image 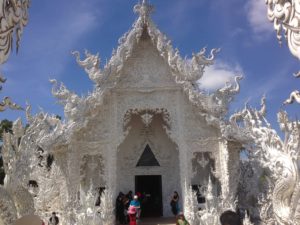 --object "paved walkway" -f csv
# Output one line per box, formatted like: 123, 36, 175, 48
138, 217, 176, 225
